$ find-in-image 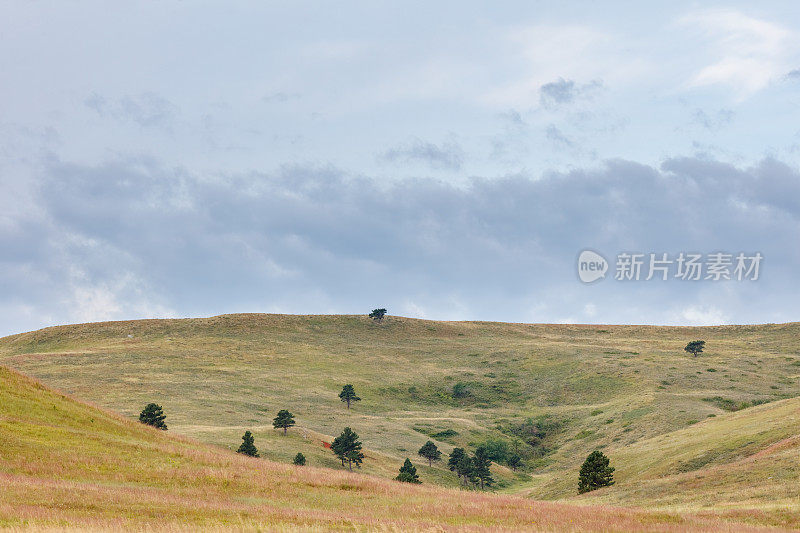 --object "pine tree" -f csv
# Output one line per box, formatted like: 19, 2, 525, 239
369, 308, 387, 321
578, 450, 615, 494
293, 452, 306, 466
507, 453, 522, 471
272, 409, 296, 434
395, 458, 421, 483
237, 430, 259, 457
331, 427, 364, 470
456, 455, 476, 487
684, 340, 705, 357
448, 447, 466, 473
472, 446, 494, 490
338, 384, 361, 409
138, 403, 167, 430
418, 440, 442, 466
